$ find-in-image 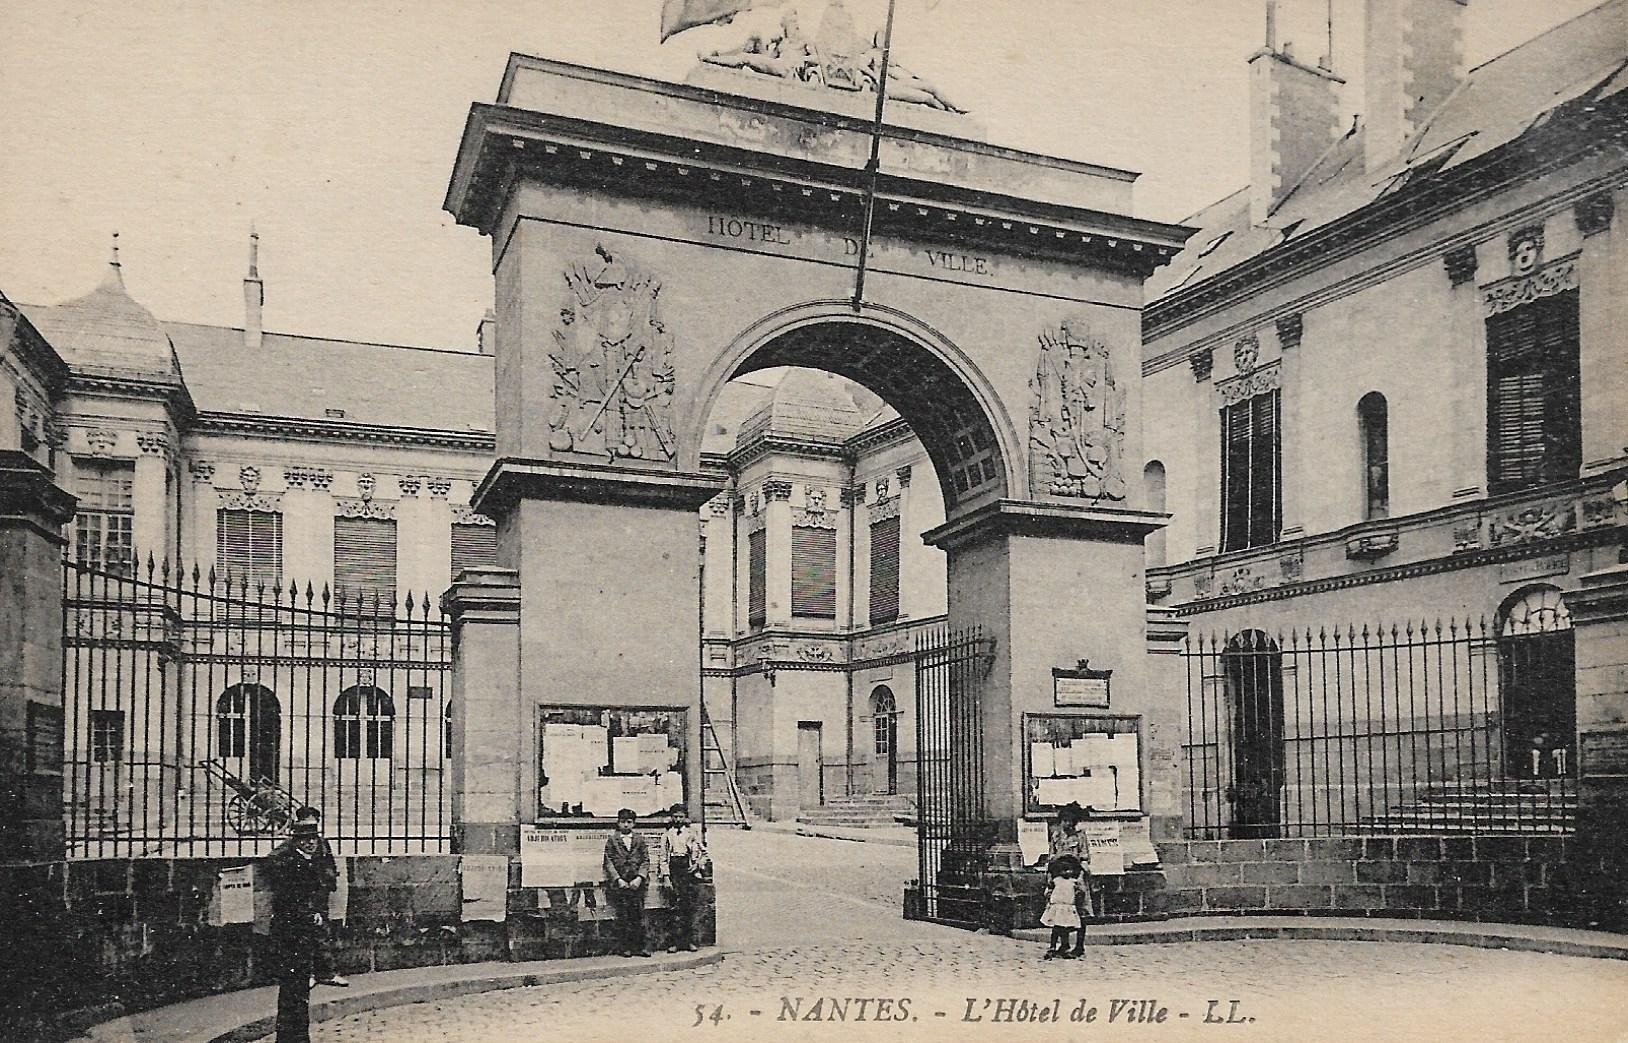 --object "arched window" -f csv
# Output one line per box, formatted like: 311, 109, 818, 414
334, 685, 395, 759
1222, 631, 1284, 839
870, 685, 899, 796
443, 704, 454, 760
215, 683, 281, 782
1496, 585, 1576, 779
1143, 460, 1167, 568
1357, 392, 1389, 520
